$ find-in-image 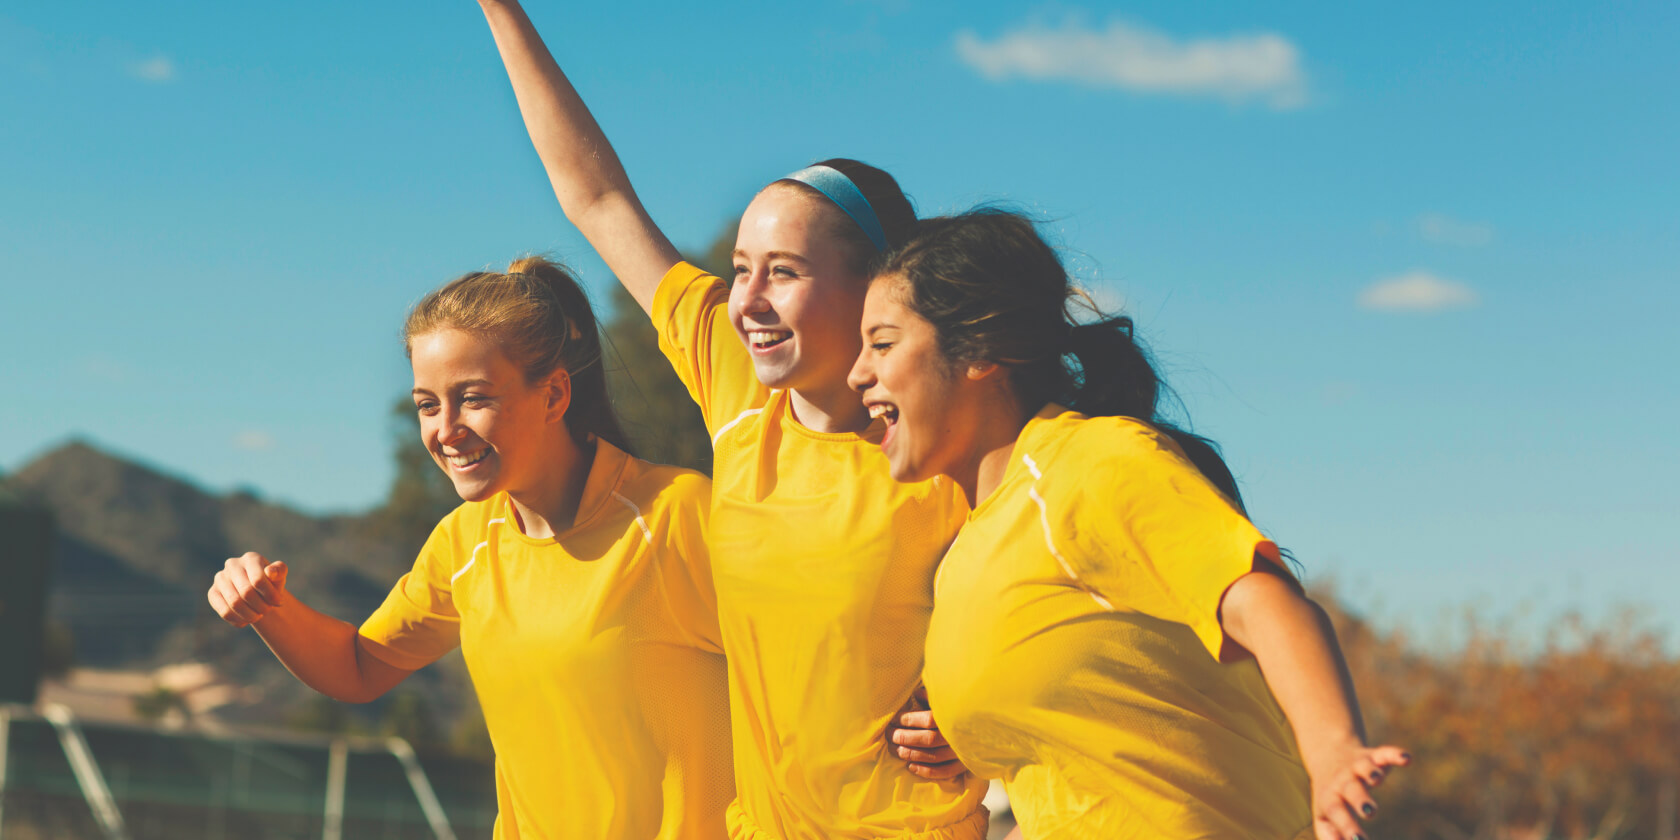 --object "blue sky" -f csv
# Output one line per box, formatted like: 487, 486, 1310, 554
3, 1, 1676, 642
